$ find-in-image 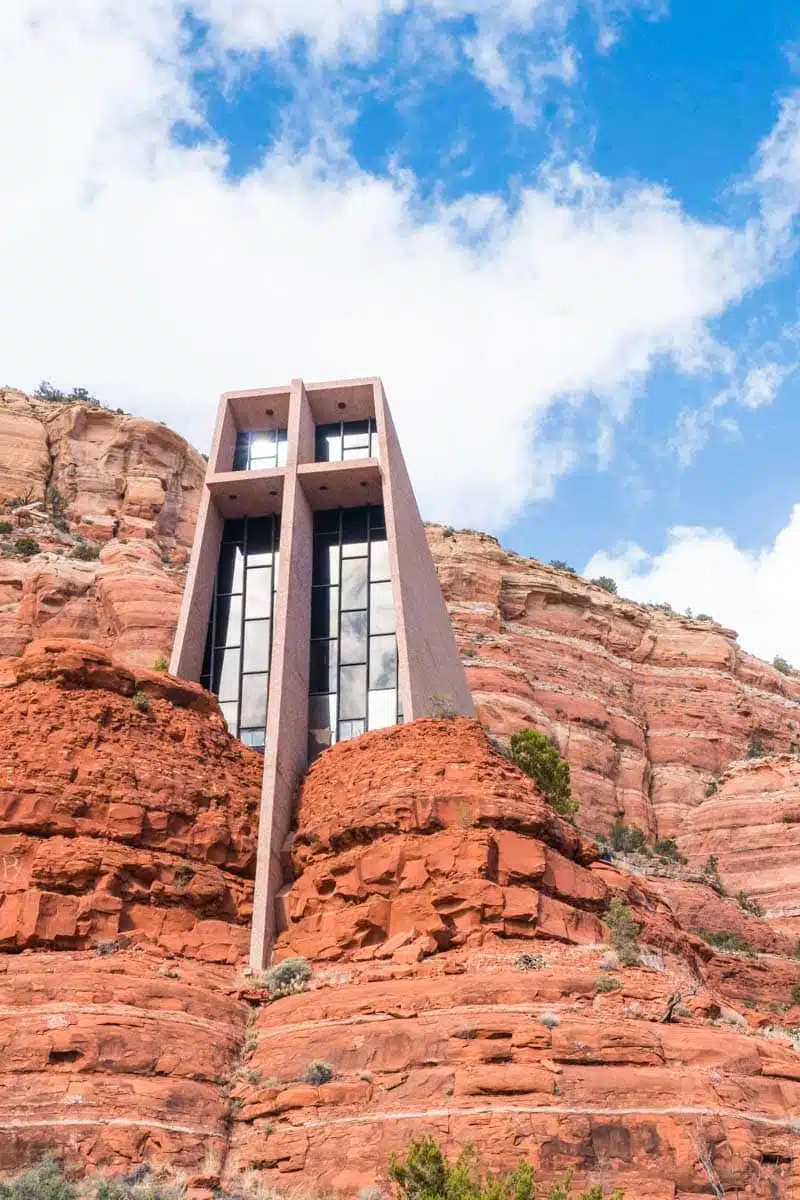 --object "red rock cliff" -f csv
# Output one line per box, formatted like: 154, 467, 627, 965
1, 653, 799, 1198
0, 389, 204, 668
